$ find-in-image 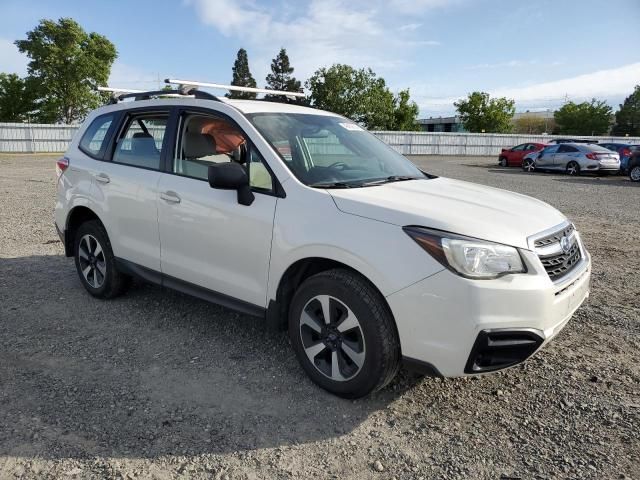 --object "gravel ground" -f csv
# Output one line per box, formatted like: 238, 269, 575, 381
0, 154, 638, 480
